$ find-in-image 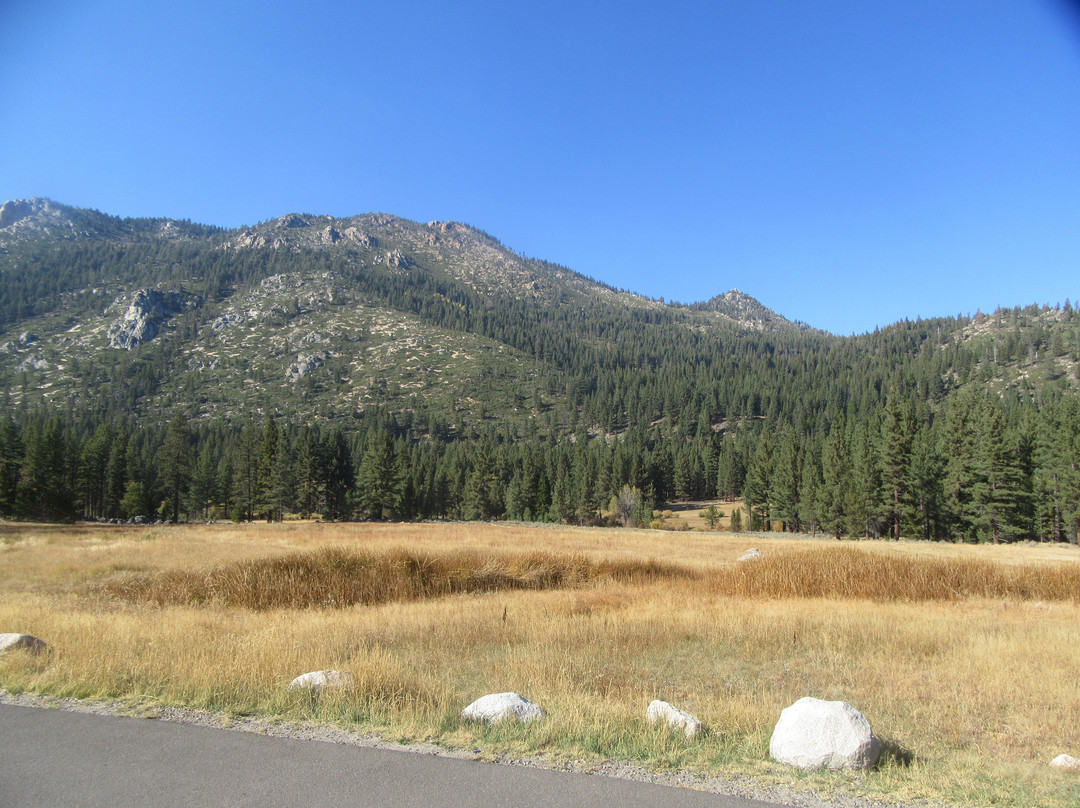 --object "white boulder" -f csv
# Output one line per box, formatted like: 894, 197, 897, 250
0, 633, 47, 655
287, 670, 353, 692
646, 700, 704, 739
1050, 753, 1080, 770
461, 692, 543, 724
769, 697, 883, 770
